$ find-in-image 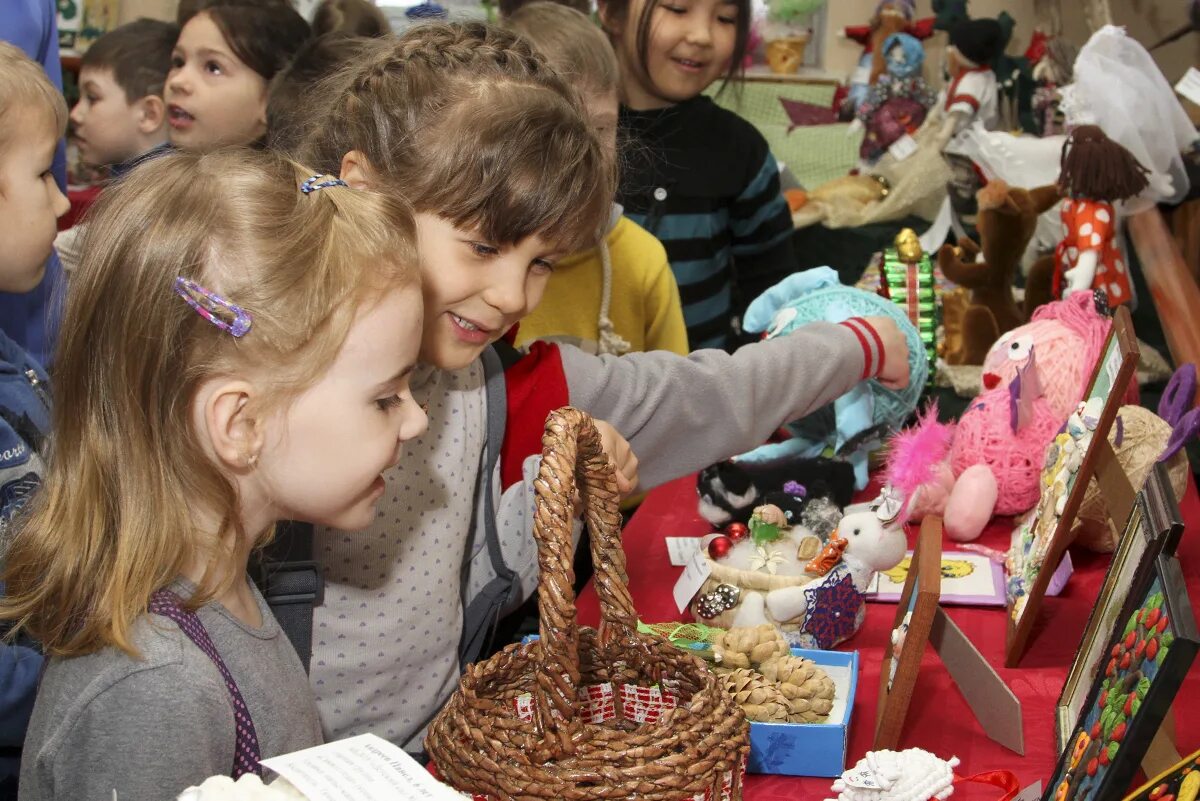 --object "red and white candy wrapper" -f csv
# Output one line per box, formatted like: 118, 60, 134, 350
437, 683, 744, 801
